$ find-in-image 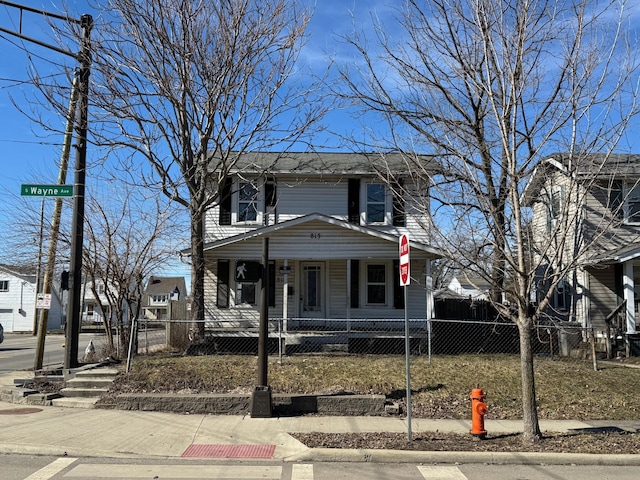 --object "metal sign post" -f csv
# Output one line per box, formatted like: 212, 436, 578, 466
399, 234, 412, 441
